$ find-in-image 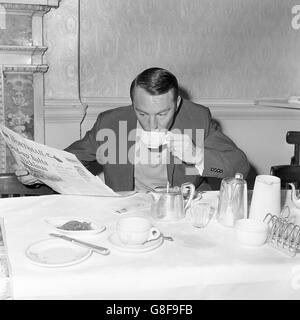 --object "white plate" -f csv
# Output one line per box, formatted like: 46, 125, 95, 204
25, 238, 92, 268
44, 217, 106, 236
108, 233, 163, 253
